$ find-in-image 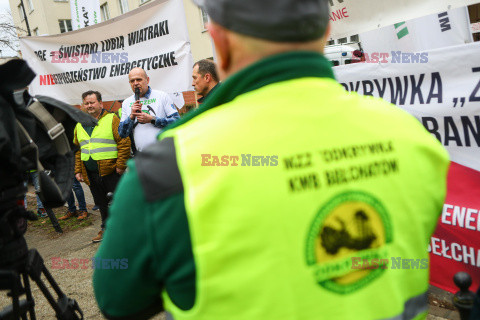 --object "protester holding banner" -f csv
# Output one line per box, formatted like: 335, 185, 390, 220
93, 0, 450, 318
118, 67, 180, 153
192, 59, 220, 104
74, 90, 130, 242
